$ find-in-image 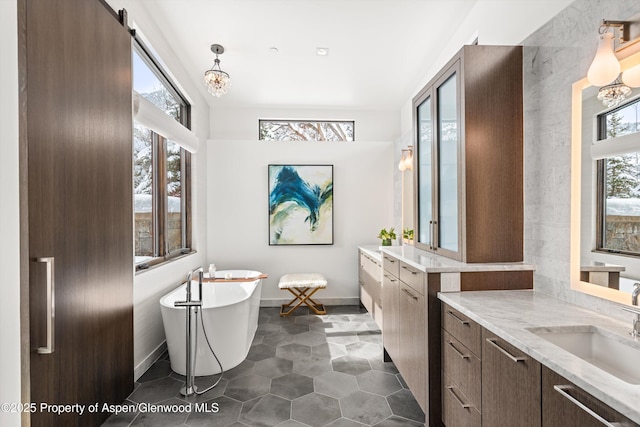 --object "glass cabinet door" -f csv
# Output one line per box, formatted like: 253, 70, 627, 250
416, 92, 433, 249
436, 70, 459, 255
